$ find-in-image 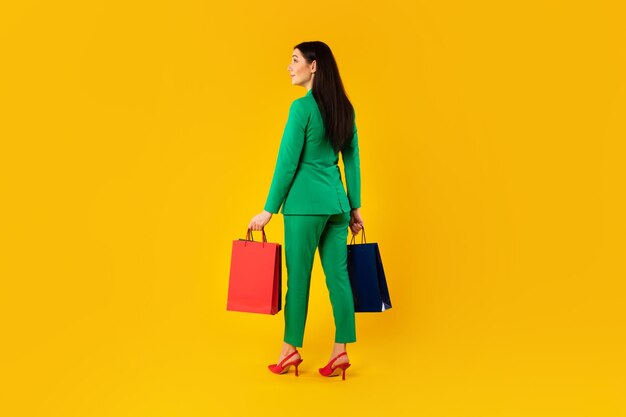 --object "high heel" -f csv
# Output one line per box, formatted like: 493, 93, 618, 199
319, 351, 351, 380
268, 350, 304, 376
